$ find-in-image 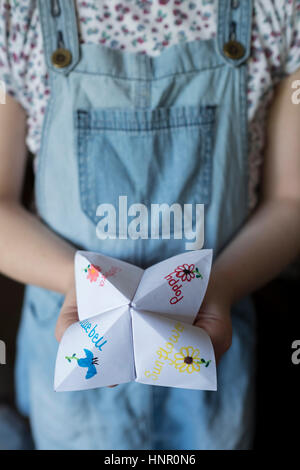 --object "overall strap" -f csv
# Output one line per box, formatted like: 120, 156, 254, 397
38, 0, 80, 75
217, 0, 253, 67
